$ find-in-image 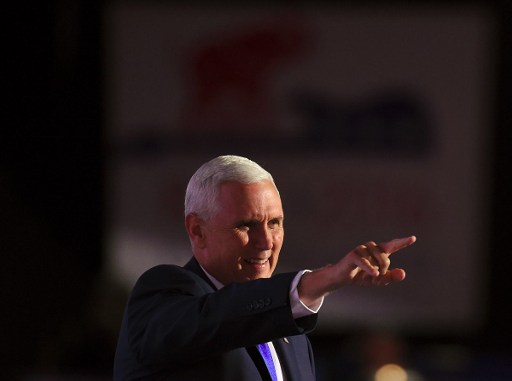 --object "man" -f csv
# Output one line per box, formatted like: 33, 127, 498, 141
113, 155, 416, 380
